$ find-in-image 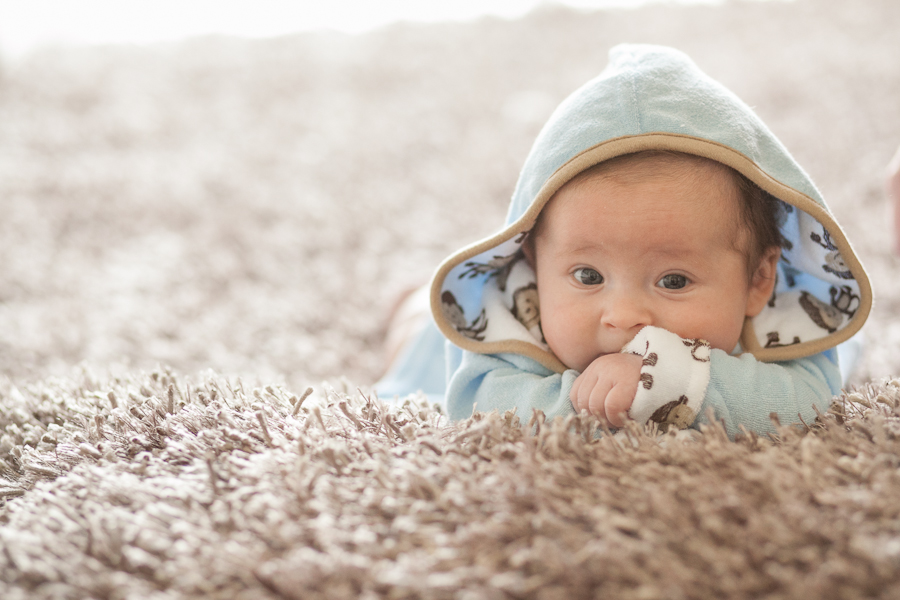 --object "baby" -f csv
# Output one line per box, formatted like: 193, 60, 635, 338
377, 44, 872, 438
